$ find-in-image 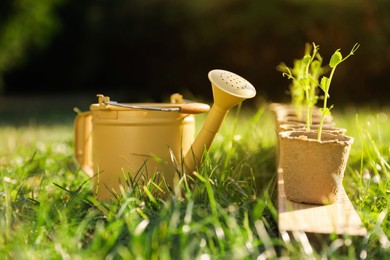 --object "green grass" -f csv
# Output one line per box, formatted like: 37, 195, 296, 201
0, 103, 389, 259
